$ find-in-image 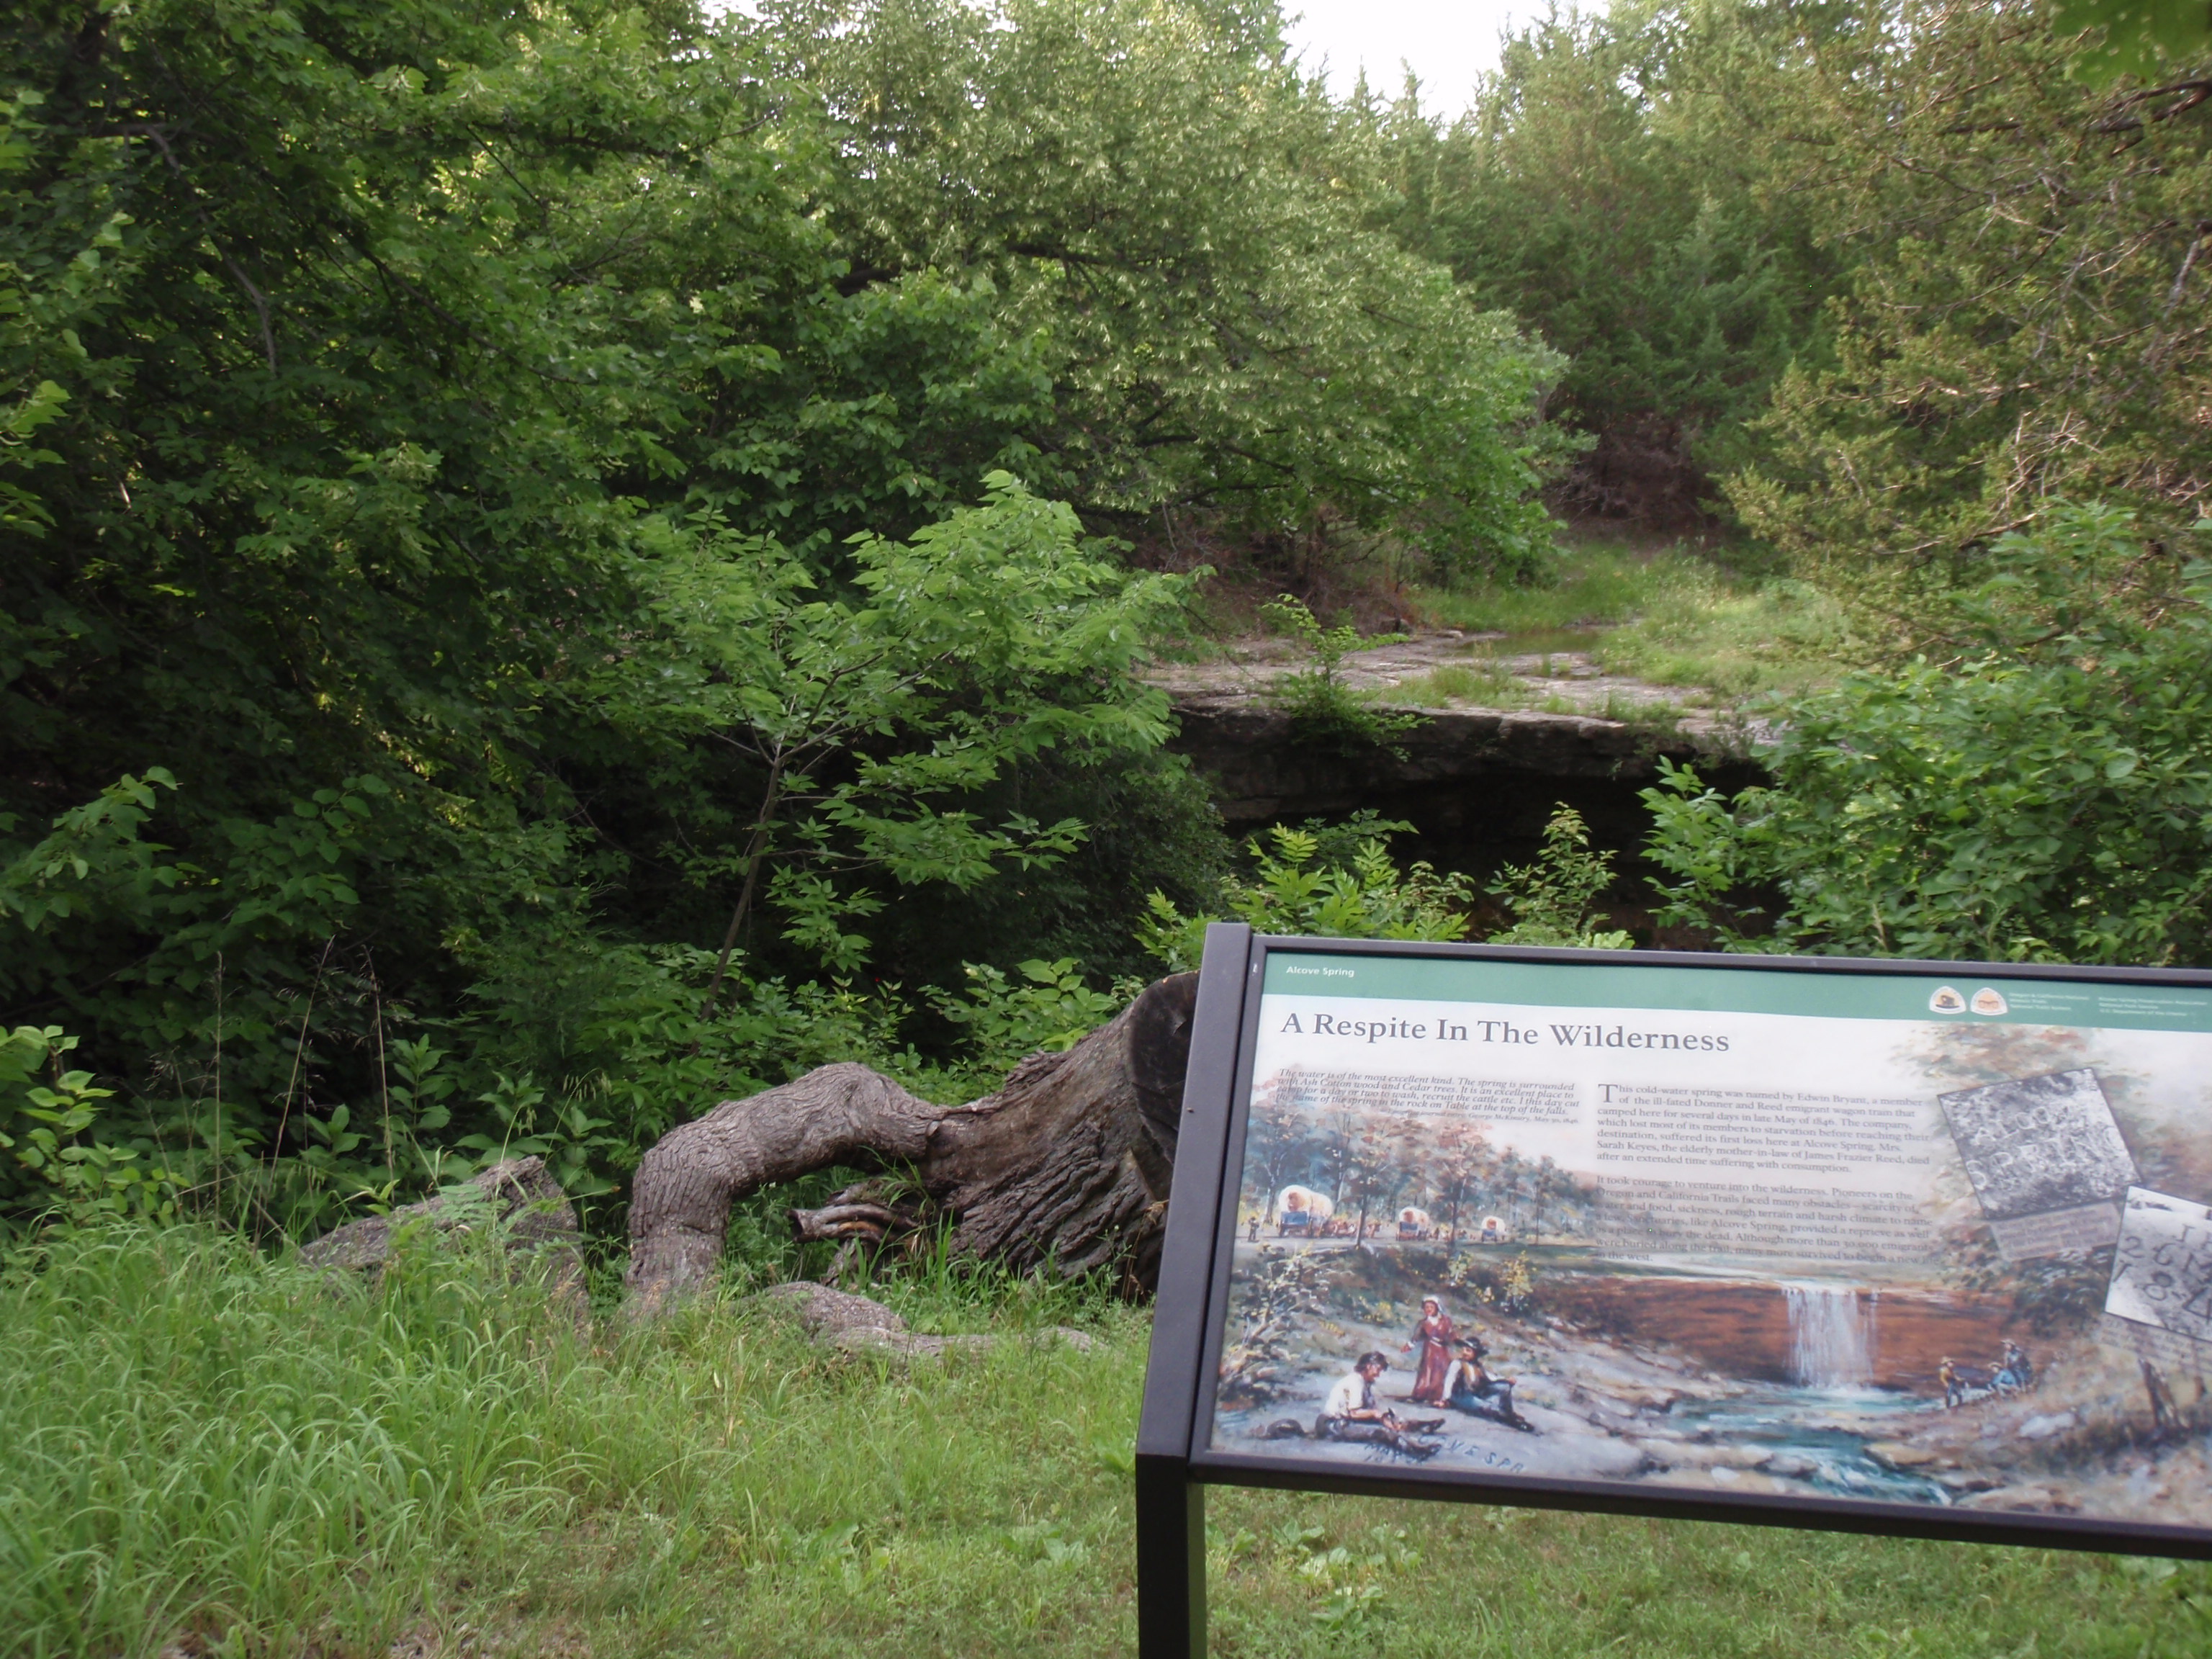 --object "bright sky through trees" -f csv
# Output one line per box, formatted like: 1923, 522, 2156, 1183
1283, 0, 1524, 113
